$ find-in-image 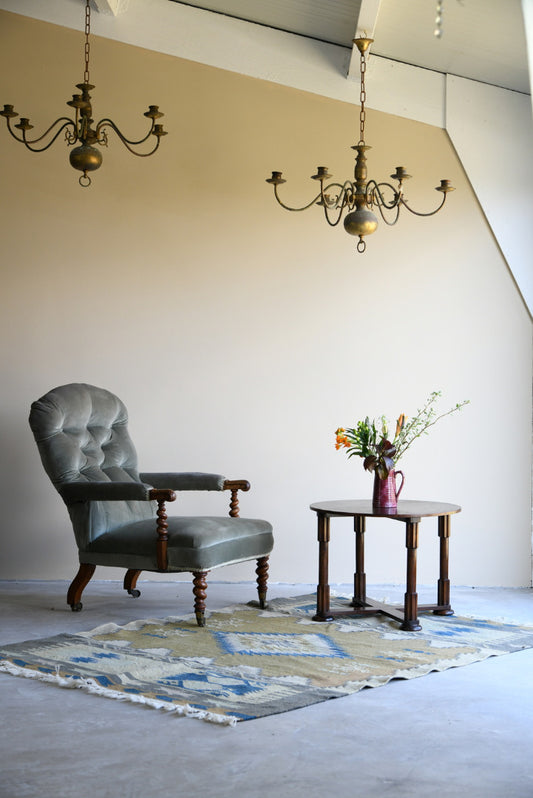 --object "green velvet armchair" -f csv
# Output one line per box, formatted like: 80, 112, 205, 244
29, 383, 273, 625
